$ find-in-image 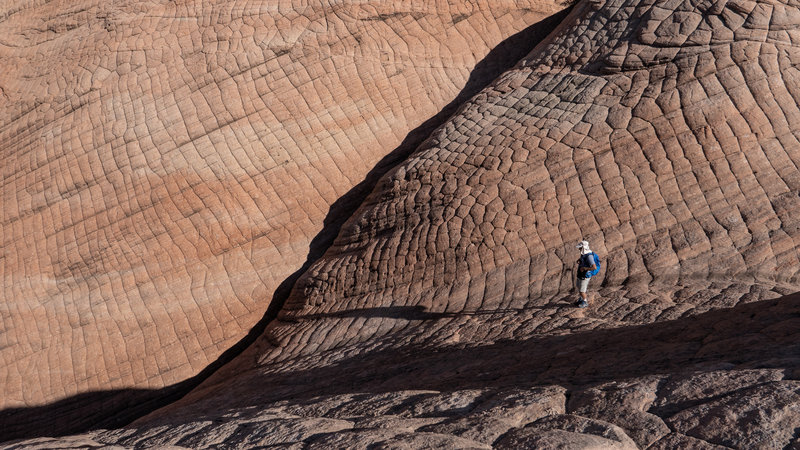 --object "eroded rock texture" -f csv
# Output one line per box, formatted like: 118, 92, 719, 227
0, 0, 564, 437
4, 0, 800, 445
9, 293, 800, 448
28, 0, 798, 445
263, 0, 800, 365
